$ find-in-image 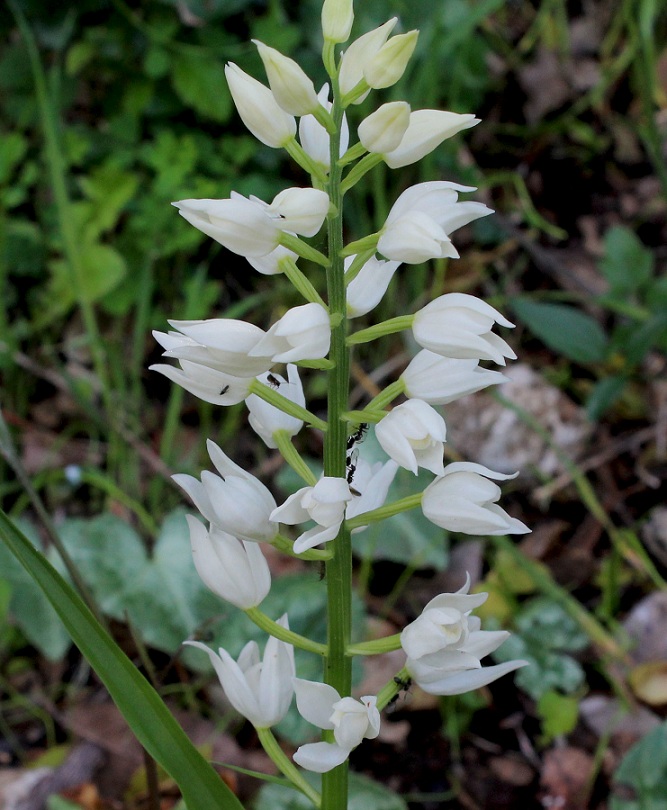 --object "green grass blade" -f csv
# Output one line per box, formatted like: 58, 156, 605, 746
0, 509, 244, 810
